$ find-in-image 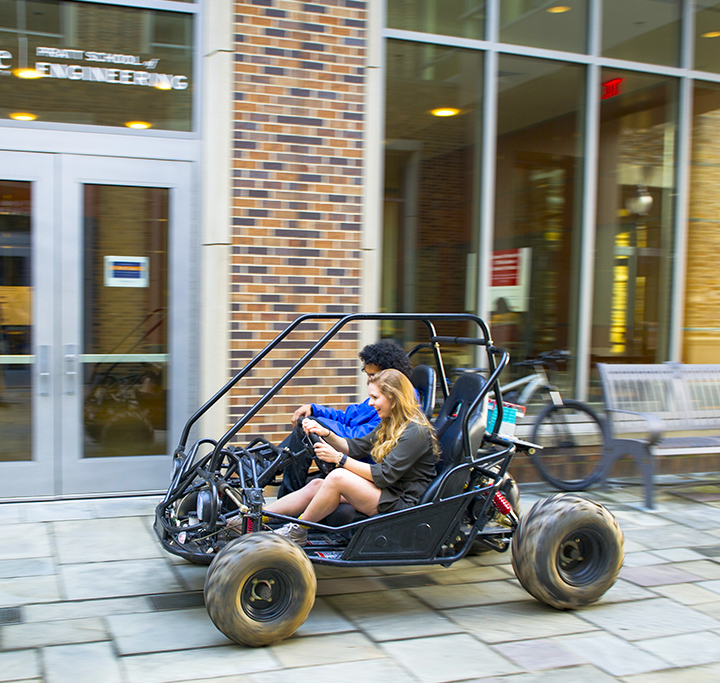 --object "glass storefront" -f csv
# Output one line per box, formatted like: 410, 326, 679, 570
382, 40, 483, 360
592, 70, 677, 367
0, 0, 193, 130
493, 56, 586, 391
686, 81, 720, 362
383, 0, 720, 395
